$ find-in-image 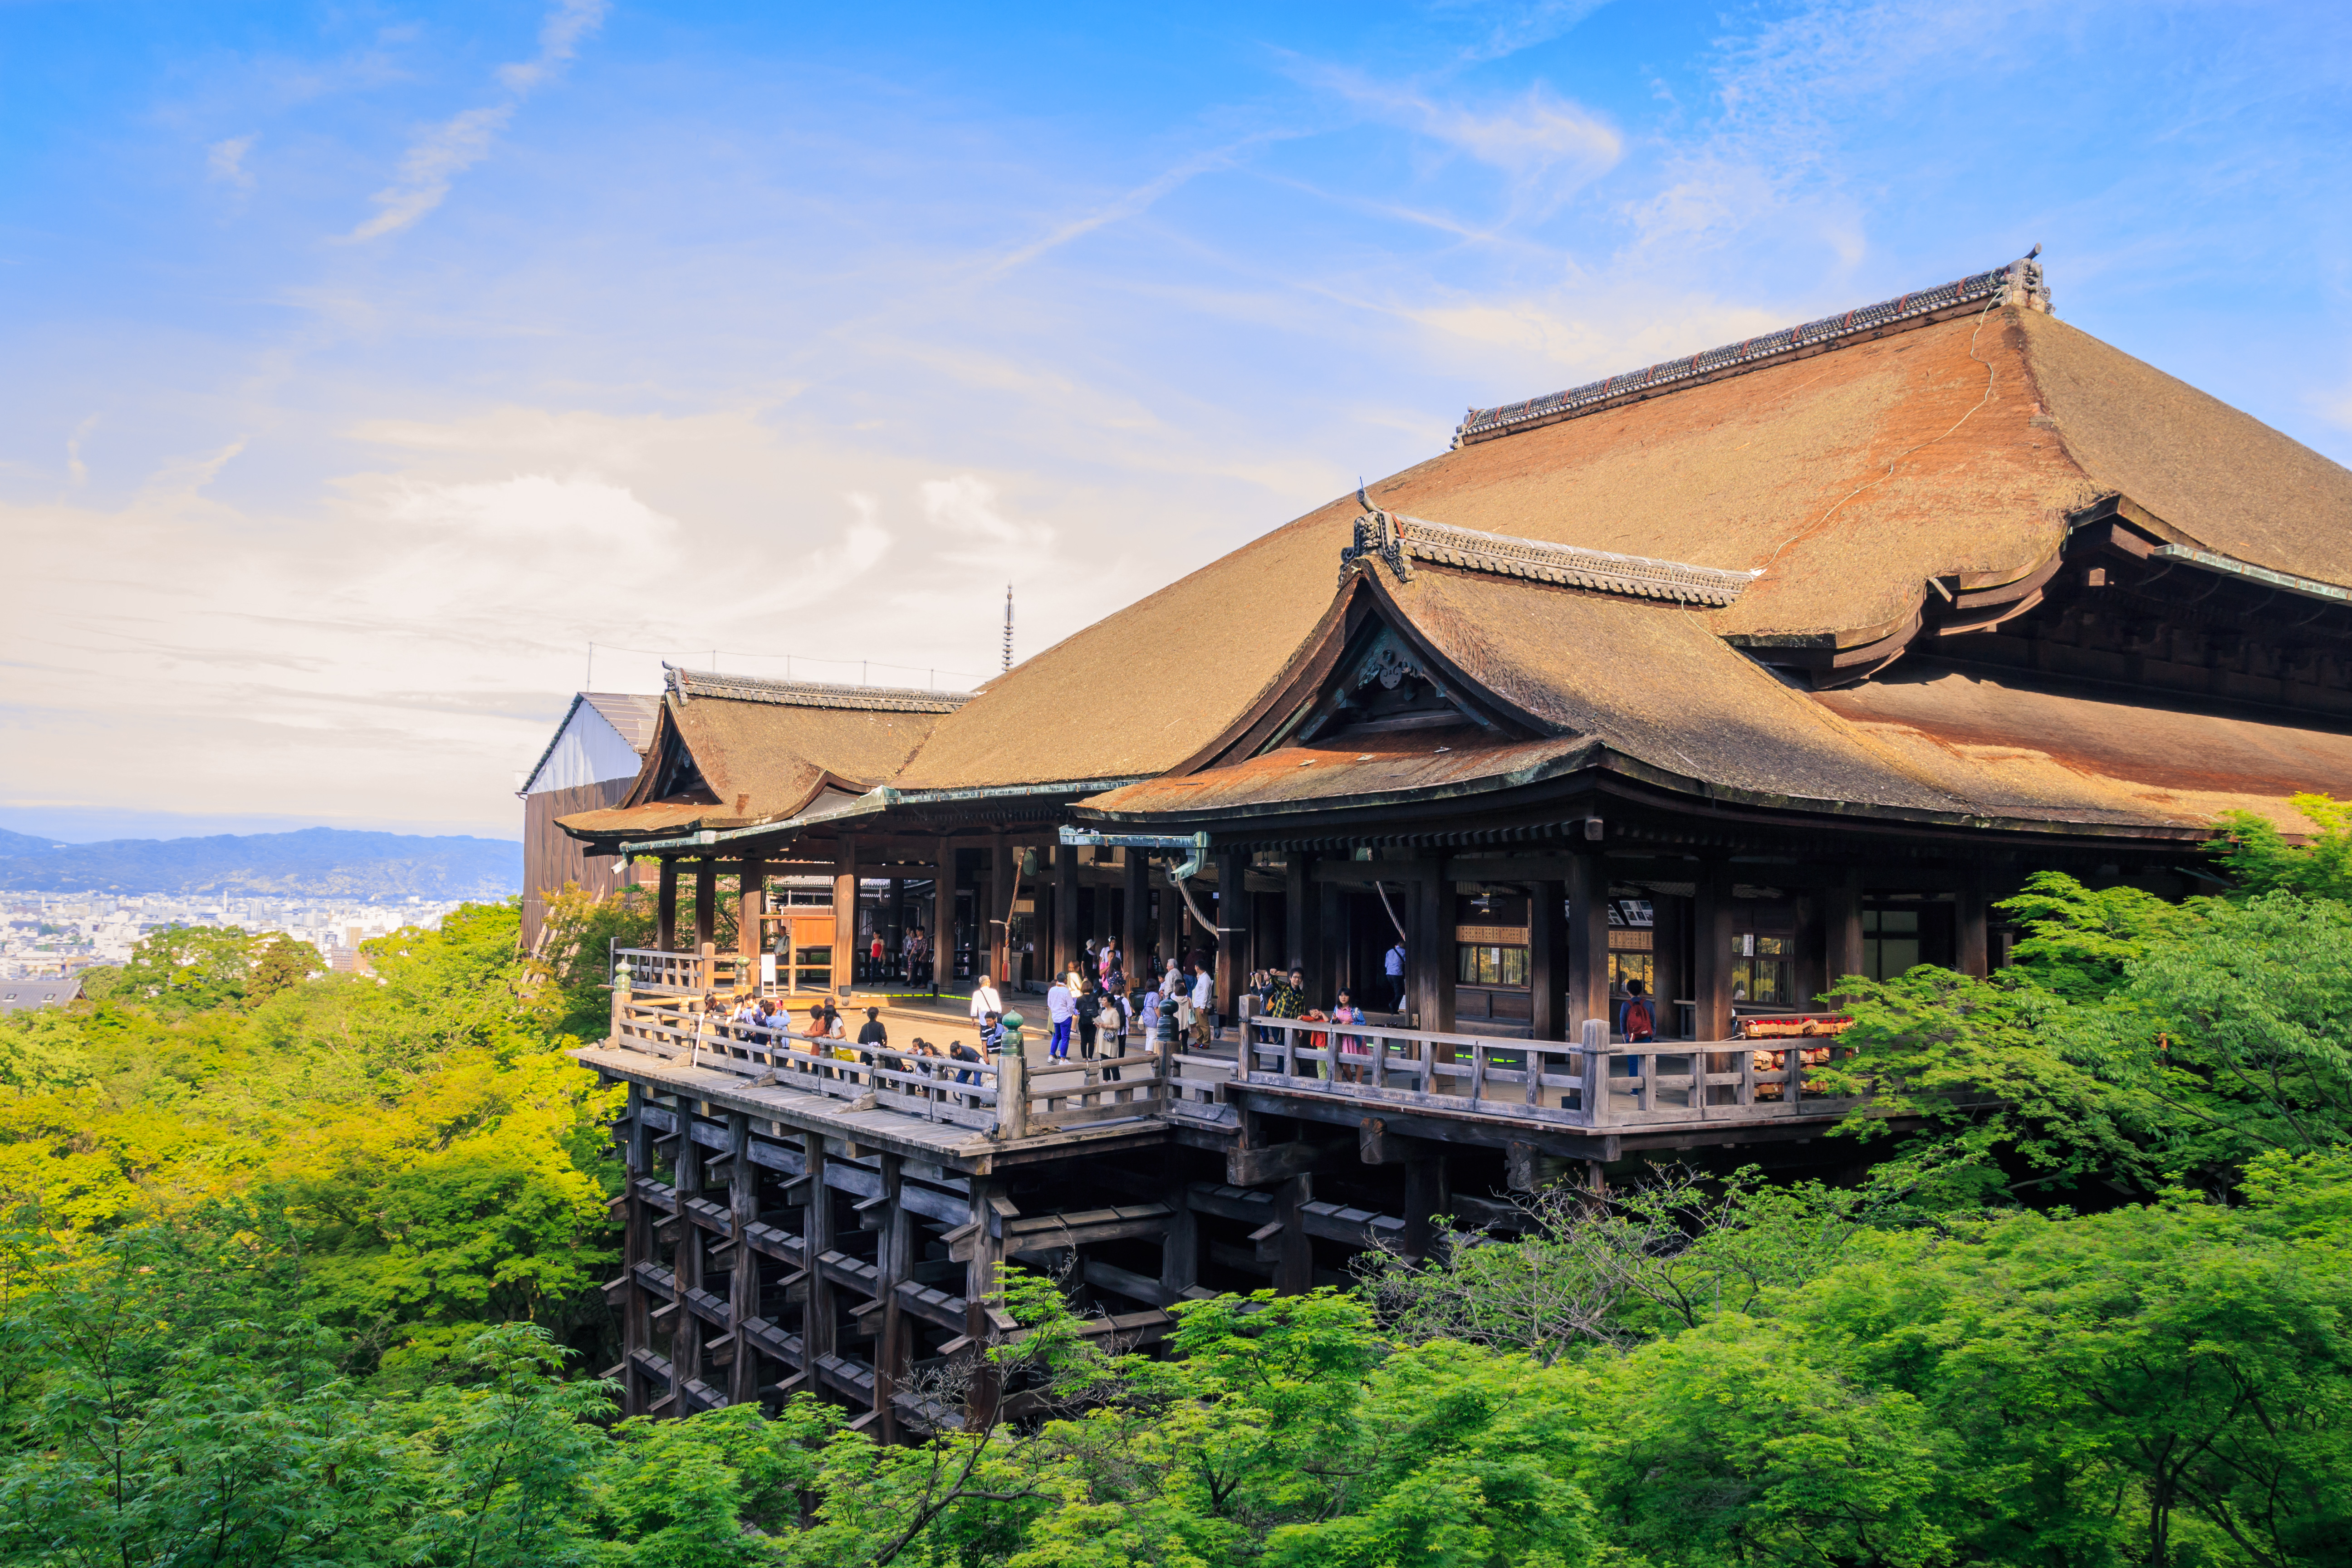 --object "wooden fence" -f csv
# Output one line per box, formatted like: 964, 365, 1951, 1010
1236, 1015, 1862, 1131
609, 997, 1171, 1140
